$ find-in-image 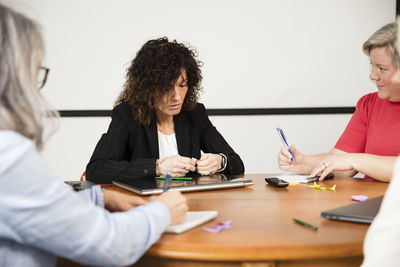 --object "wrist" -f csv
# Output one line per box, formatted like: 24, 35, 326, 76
102, 187, 108, 207
216, 153, 227, 173
349, 153, 360, 171
156, 158, 165, 175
